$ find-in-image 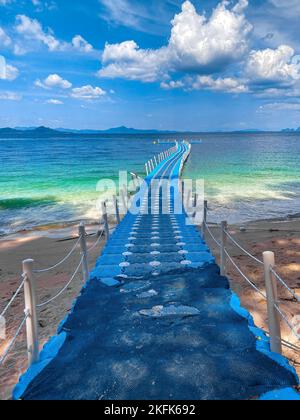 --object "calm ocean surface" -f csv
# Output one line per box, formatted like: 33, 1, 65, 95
0, 133, 299, 235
